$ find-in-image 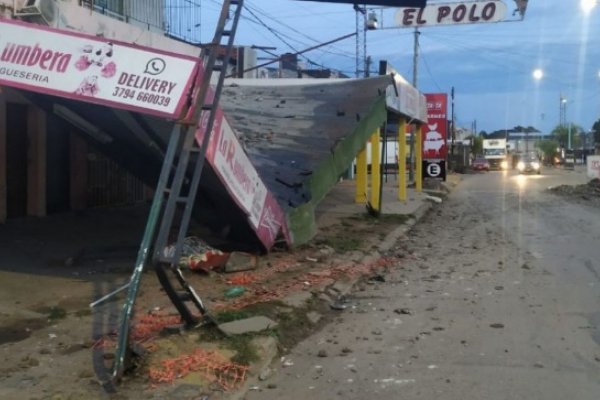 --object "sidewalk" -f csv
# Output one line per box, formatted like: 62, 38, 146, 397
315, 172, 462, 231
